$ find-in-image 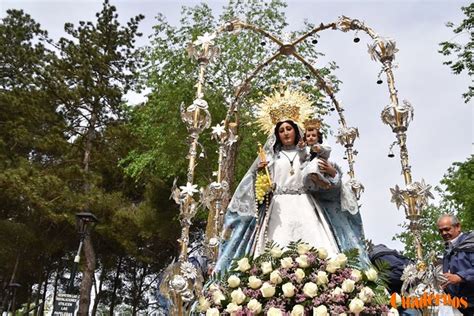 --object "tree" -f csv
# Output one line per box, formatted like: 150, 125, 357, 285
441, 156, 474, 230
439, 3, 473, 103
0, 9, 74, 314
48, 1, 144, 313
